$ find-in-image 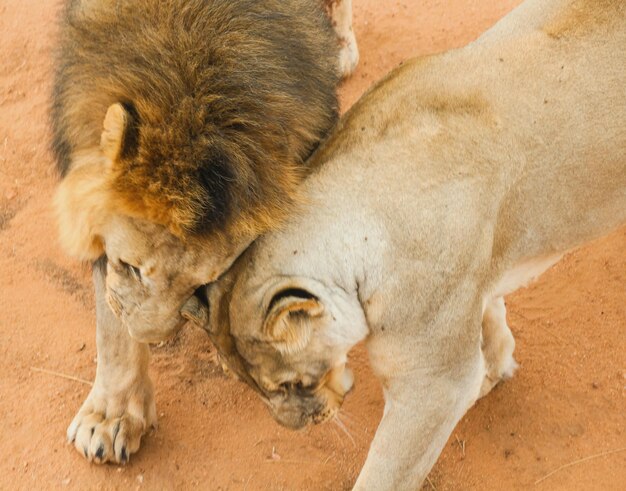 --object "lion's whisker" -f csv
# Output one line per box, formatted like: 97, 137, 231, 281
333, 414, 356, 447
336, 410, 369, 444
327, 419, 343, 443
337, 410, 358, 425
259, 397, 272, 408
